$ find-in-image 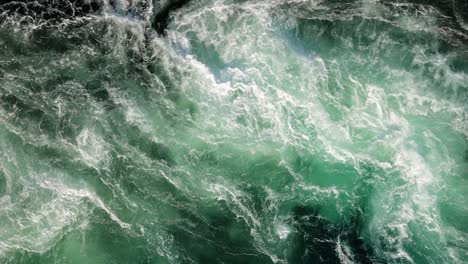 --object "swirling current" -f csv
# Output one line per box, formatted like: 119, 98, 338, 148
0, 0, 467, 263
